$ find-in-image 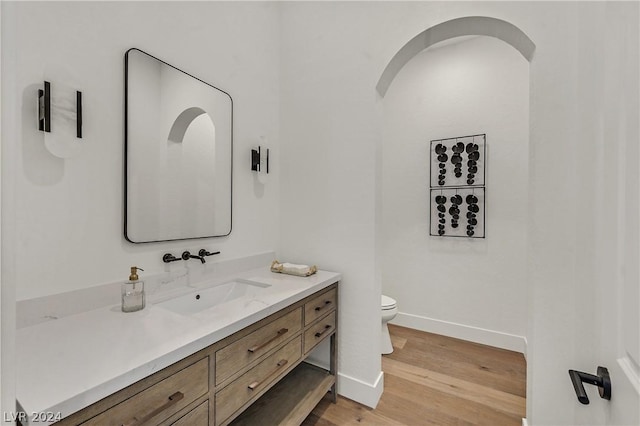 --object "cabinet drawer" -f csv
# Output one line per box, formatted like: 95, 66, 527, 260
304, 311, 336, 354
83, 357, 209, 426
216, 308, 302, 385
170, 400, 209, 426
215, 337, 302, 425
304, 288, 336, 326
